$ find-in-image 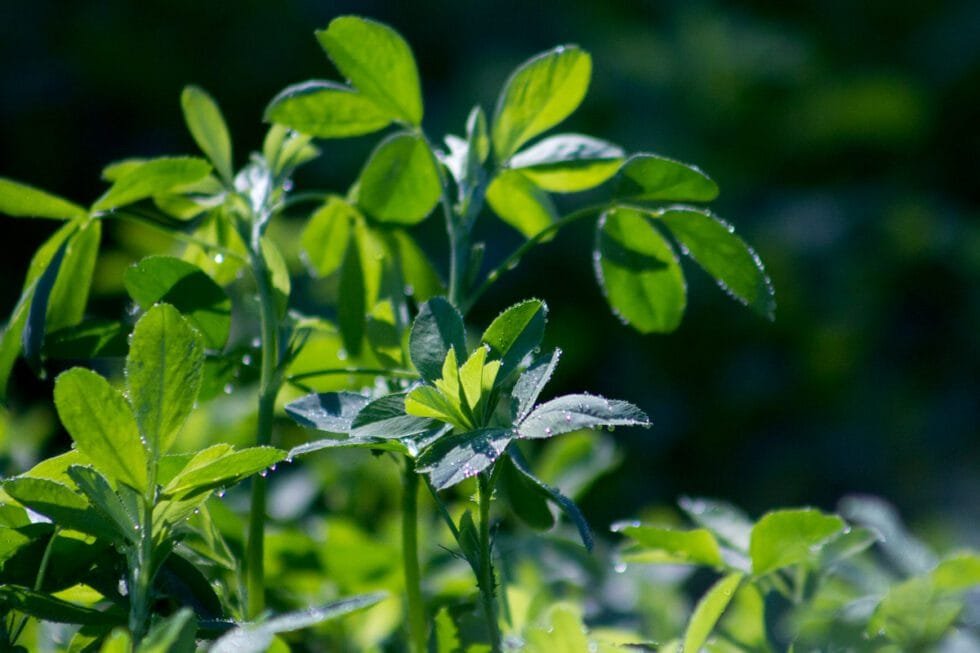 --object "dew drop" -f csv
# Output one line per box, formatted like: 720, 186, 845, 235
217, 490, 225, 498
251, 337, 261, 348
213, 253, 225, 264
337, 348, 348, 361
403, 284, 415, 296
282, 179, 294, 192
614, 562, 627, 574
545, 427, 553, 436
259, 470, 268, 477
223, 383, 234, 395
270, 464, 277, 472
242, 354, 253, 366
